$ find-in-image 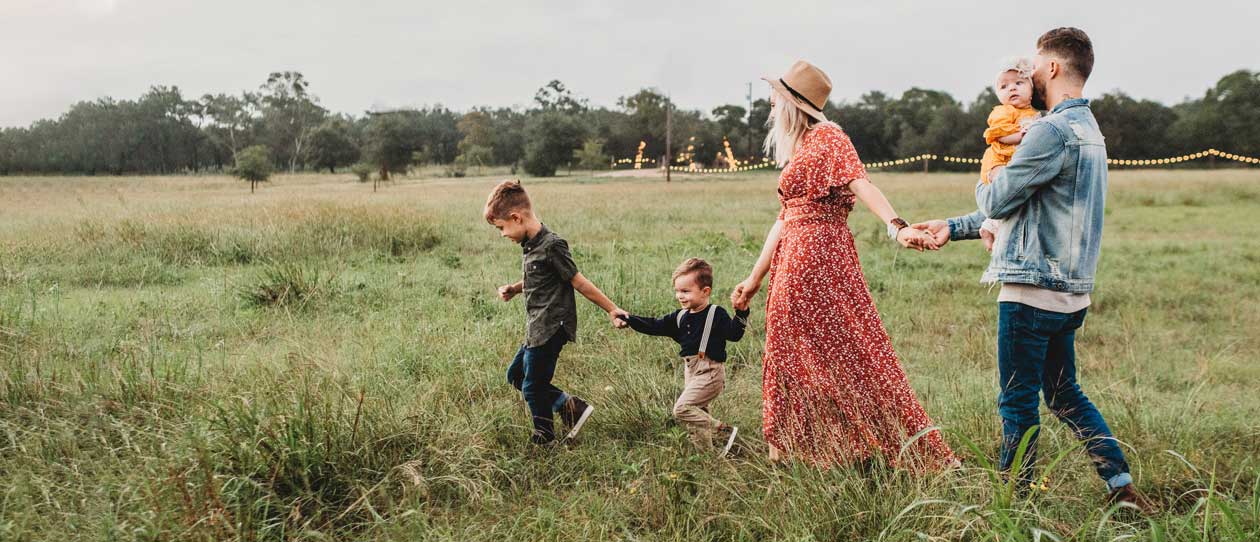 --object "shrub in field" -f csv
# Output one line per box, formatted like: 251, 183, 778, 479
240, 263, 338, 308
232, 145, 274, 193
573, 138, 610, 172
455, 143, 492, 176
351, 162, 373, 182
445, 155, 468, 178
